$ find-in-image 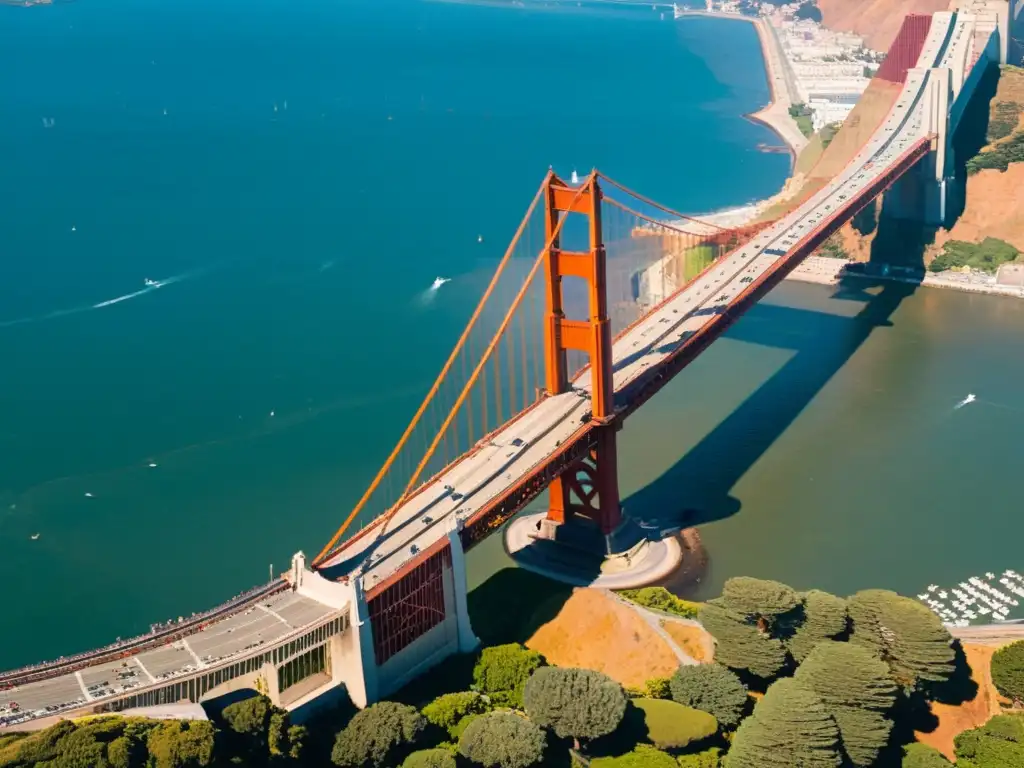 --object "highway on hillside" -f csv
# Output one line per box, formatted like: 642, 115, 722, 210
320, 16, 957, 586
